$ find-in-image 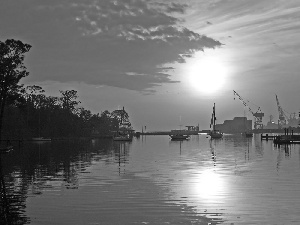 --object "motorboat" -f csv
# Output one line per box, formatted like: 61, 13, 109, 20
169, 133, 190, 140
31, 137, 52, 141
113, 134, 133, 141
